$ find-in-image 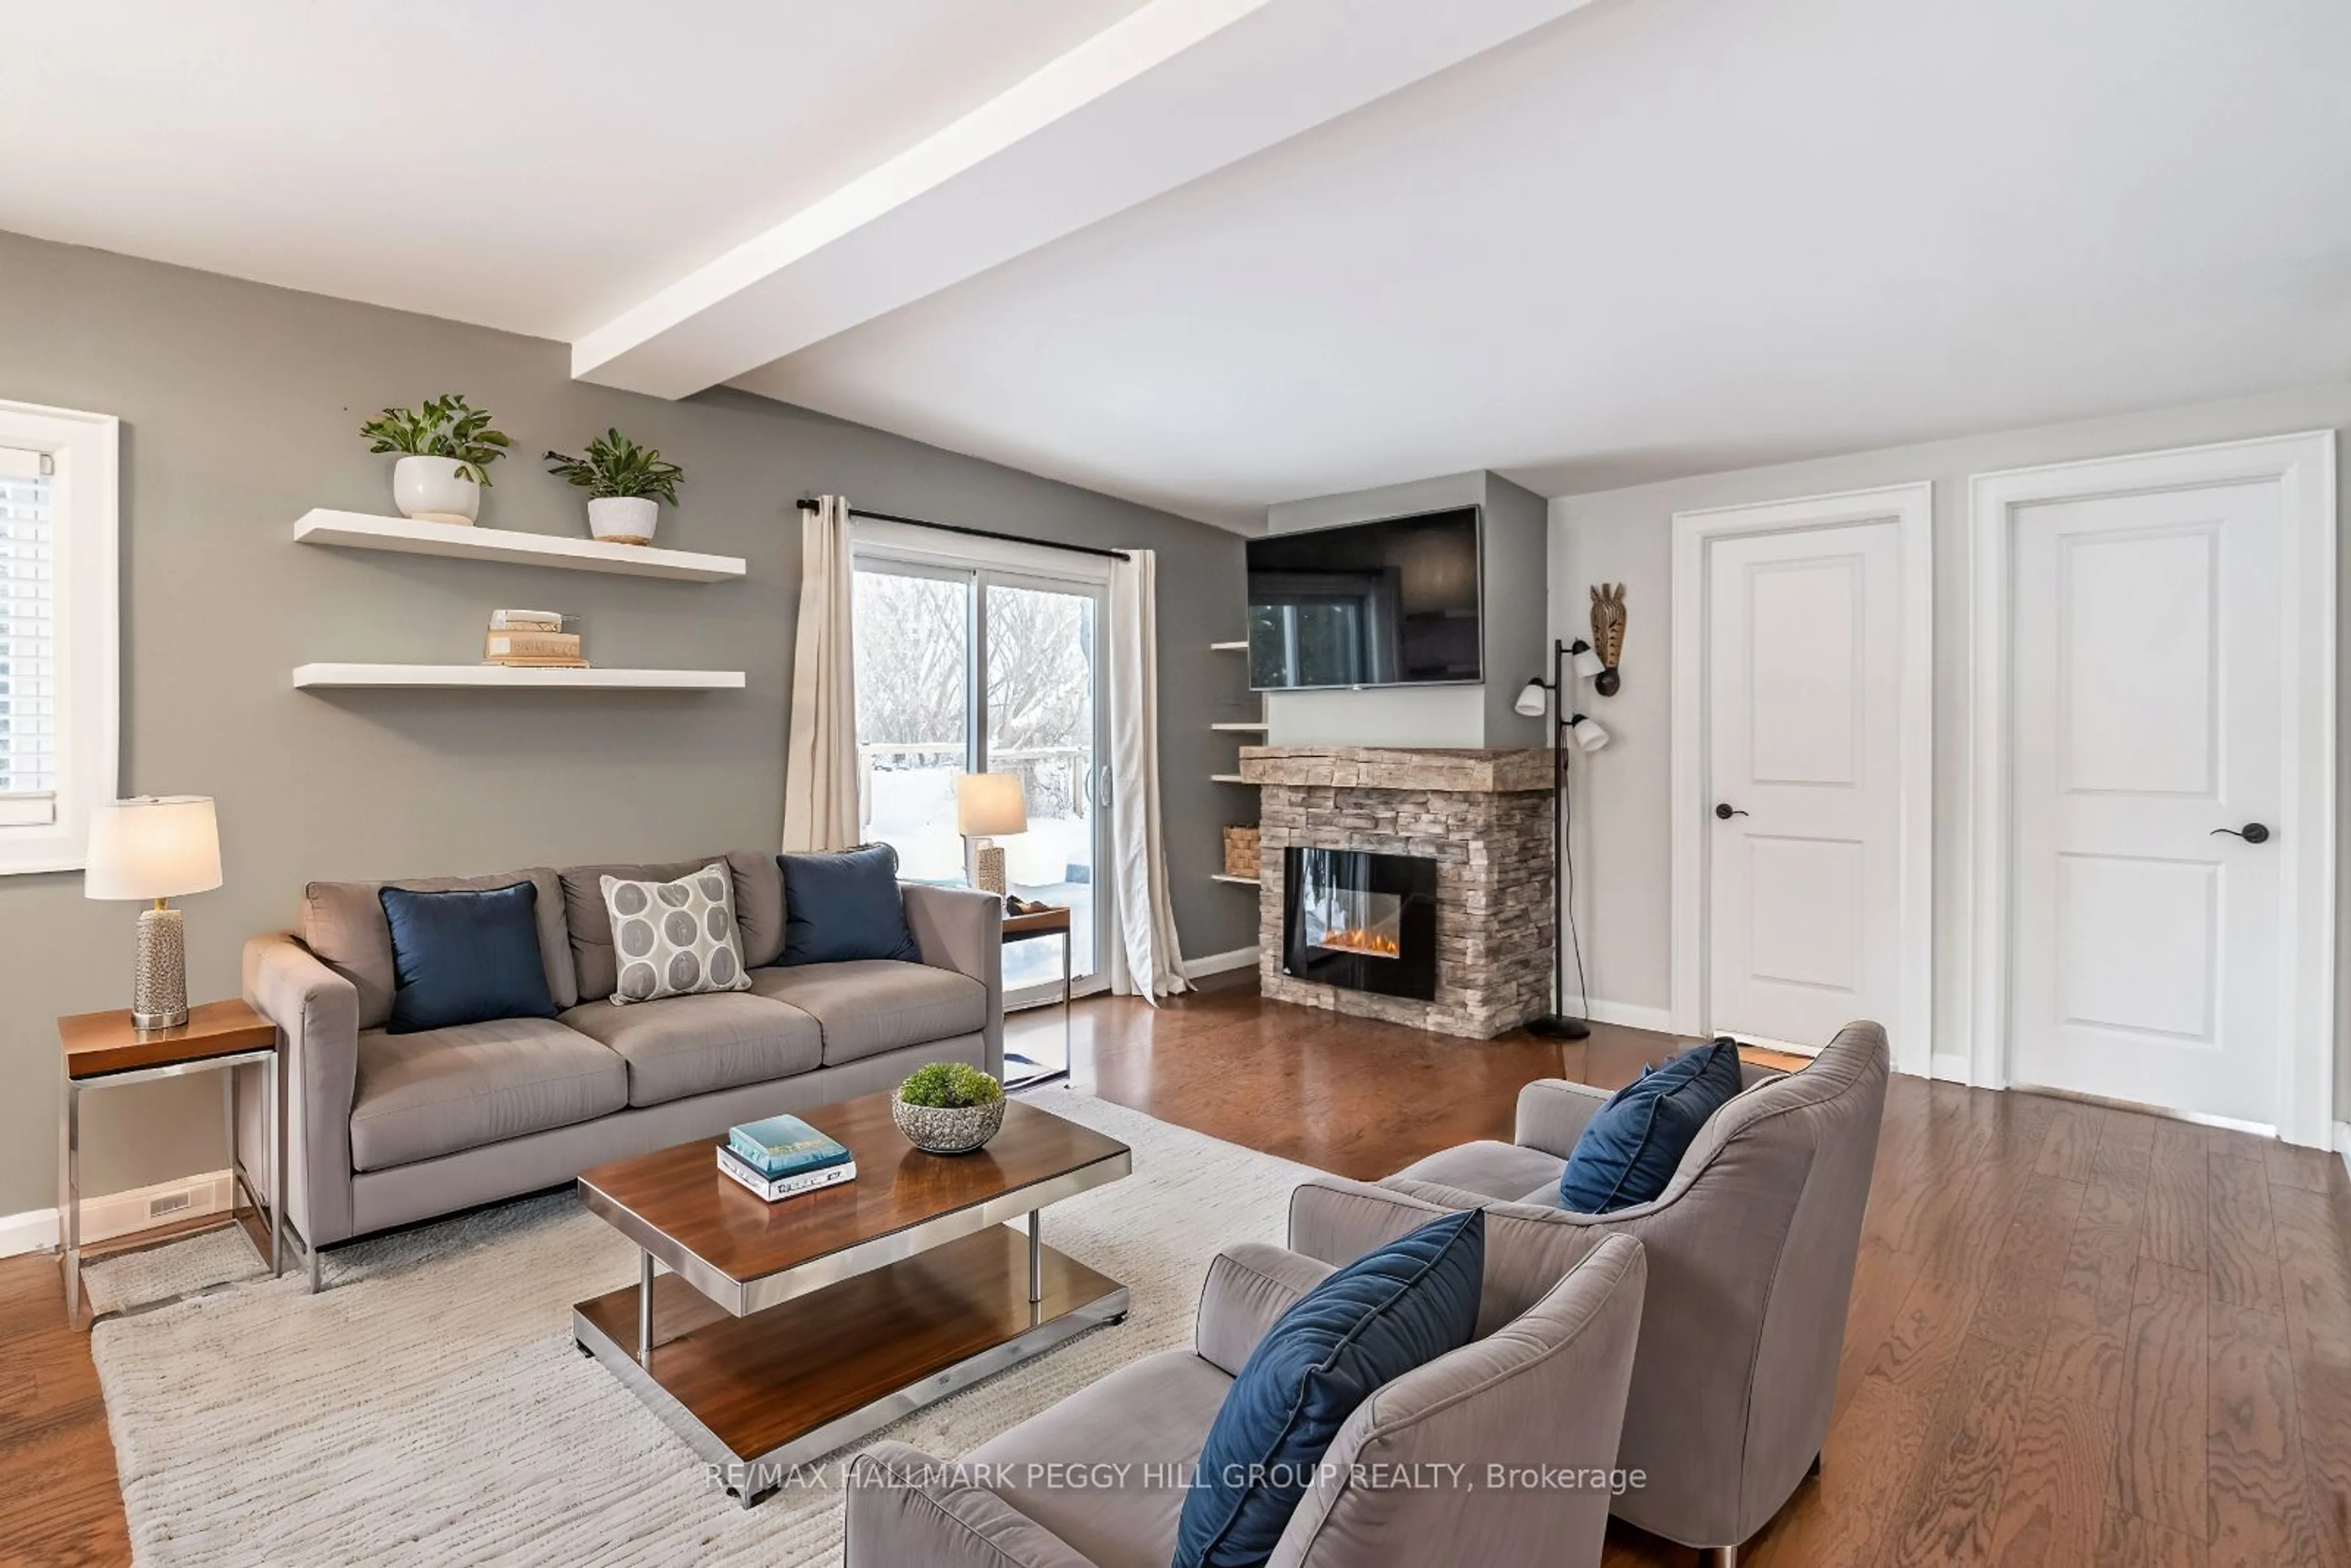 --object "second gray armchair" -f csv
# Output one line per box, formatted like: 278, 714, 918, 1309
1286, 1020, 1890, 1568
